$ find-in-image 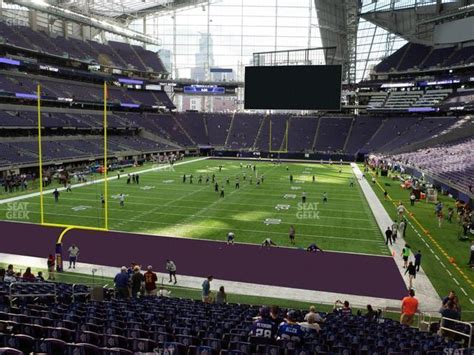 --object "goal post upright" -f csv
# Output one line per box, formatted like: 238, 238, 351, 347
103, 82, 109, 231
37, 84, 44, 225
